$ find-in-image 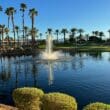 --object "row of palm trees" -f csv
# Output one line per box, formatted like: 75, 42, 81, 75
48, 28, 109, 43
0, 3, 38, 48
